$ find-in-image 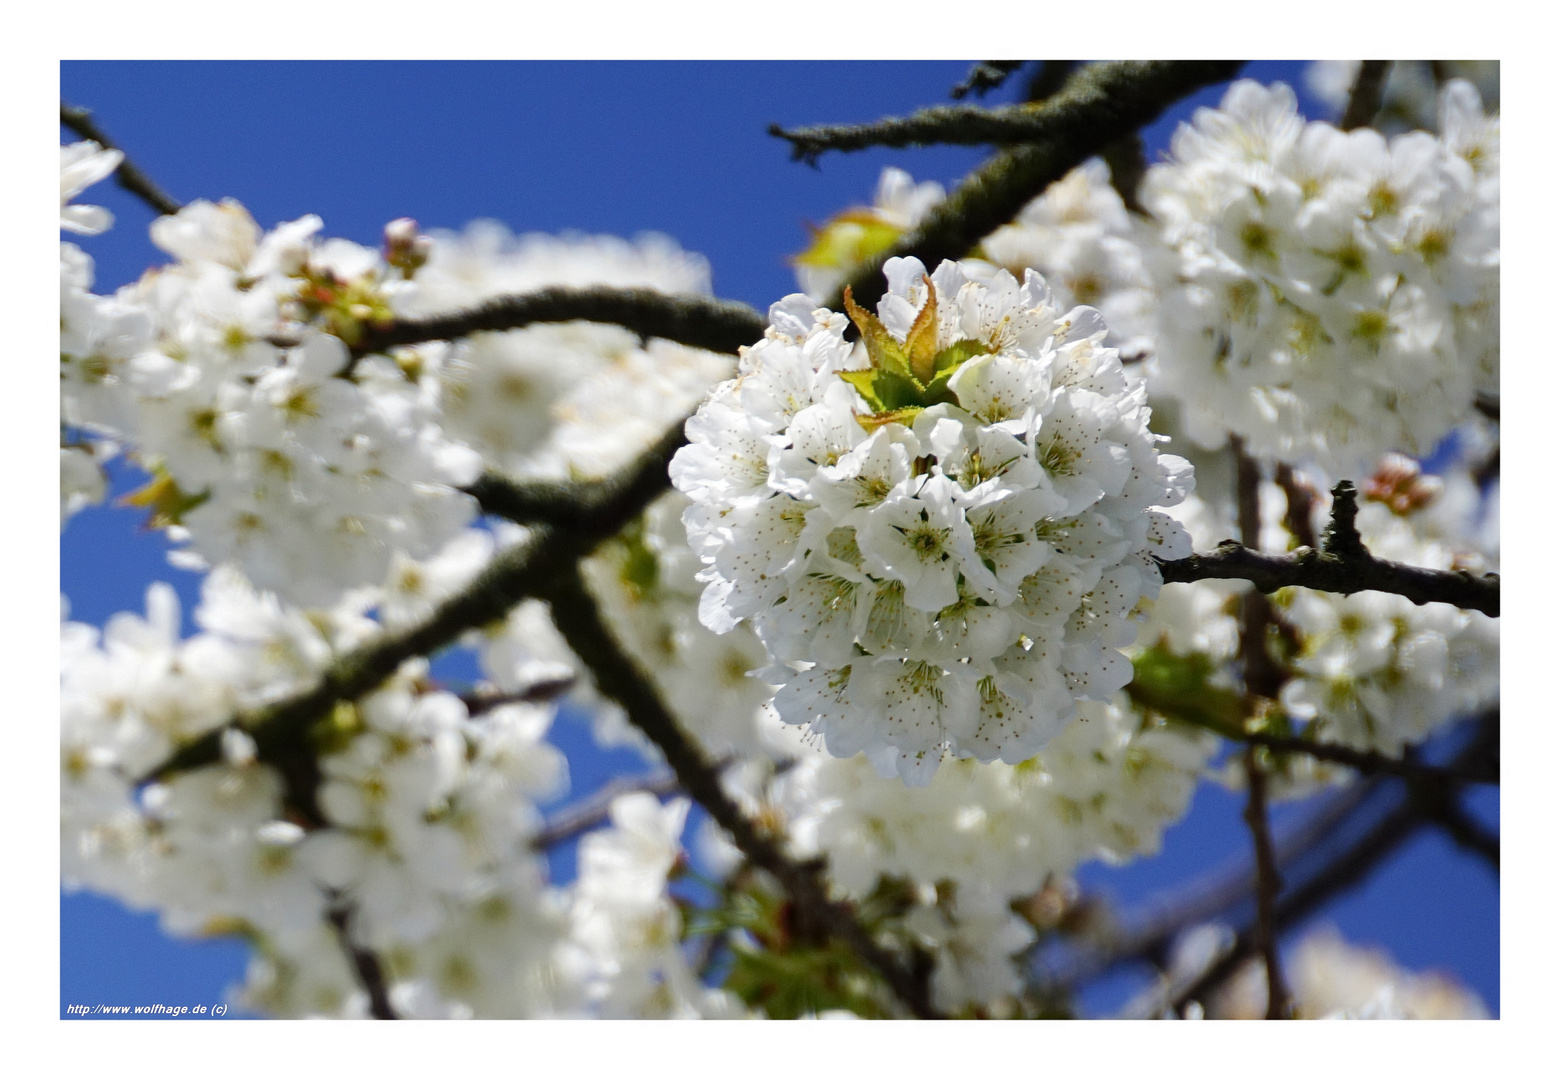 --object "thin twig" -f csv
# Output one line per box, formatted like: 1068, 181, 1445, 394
1242, 748, 1291, 1018
828, 61, 1245, 312
532, 767, 683, 849
951, 61, 1026, 100
325, 901, 398, 1020
459, 676, 577, 716
1339, 61, 1392, 131
60, 102, 183, 217
1170, 716, 1499, 1014
350, 287, 766, 361
537, 565, 944, 1020
1244, 731, 1498, 787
